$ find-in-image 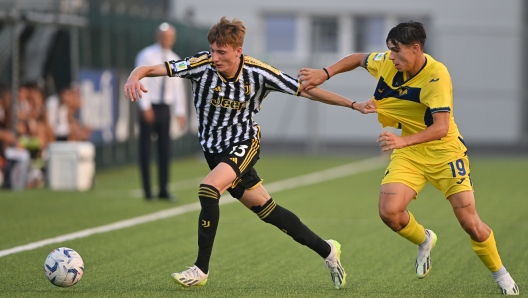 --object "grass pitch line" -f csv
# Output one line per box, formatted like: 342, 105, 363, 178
128, 177, 204, 198
0, 156, 387, 258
